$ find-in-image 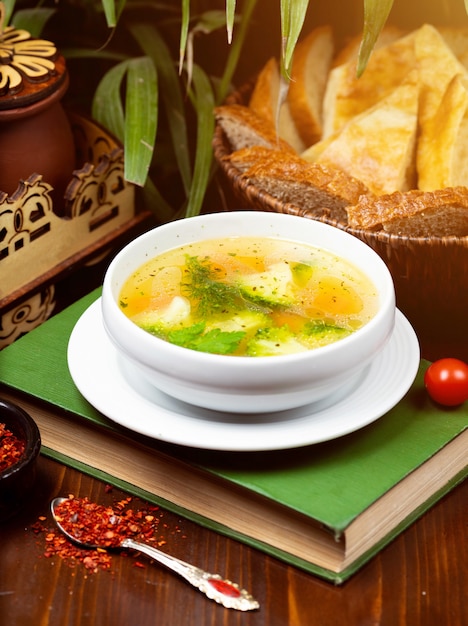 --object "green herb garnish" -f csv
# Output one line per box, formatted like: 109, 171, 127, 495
181, 255, 241, 316
167, 322, 245, 355
304, 320, 351, 341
